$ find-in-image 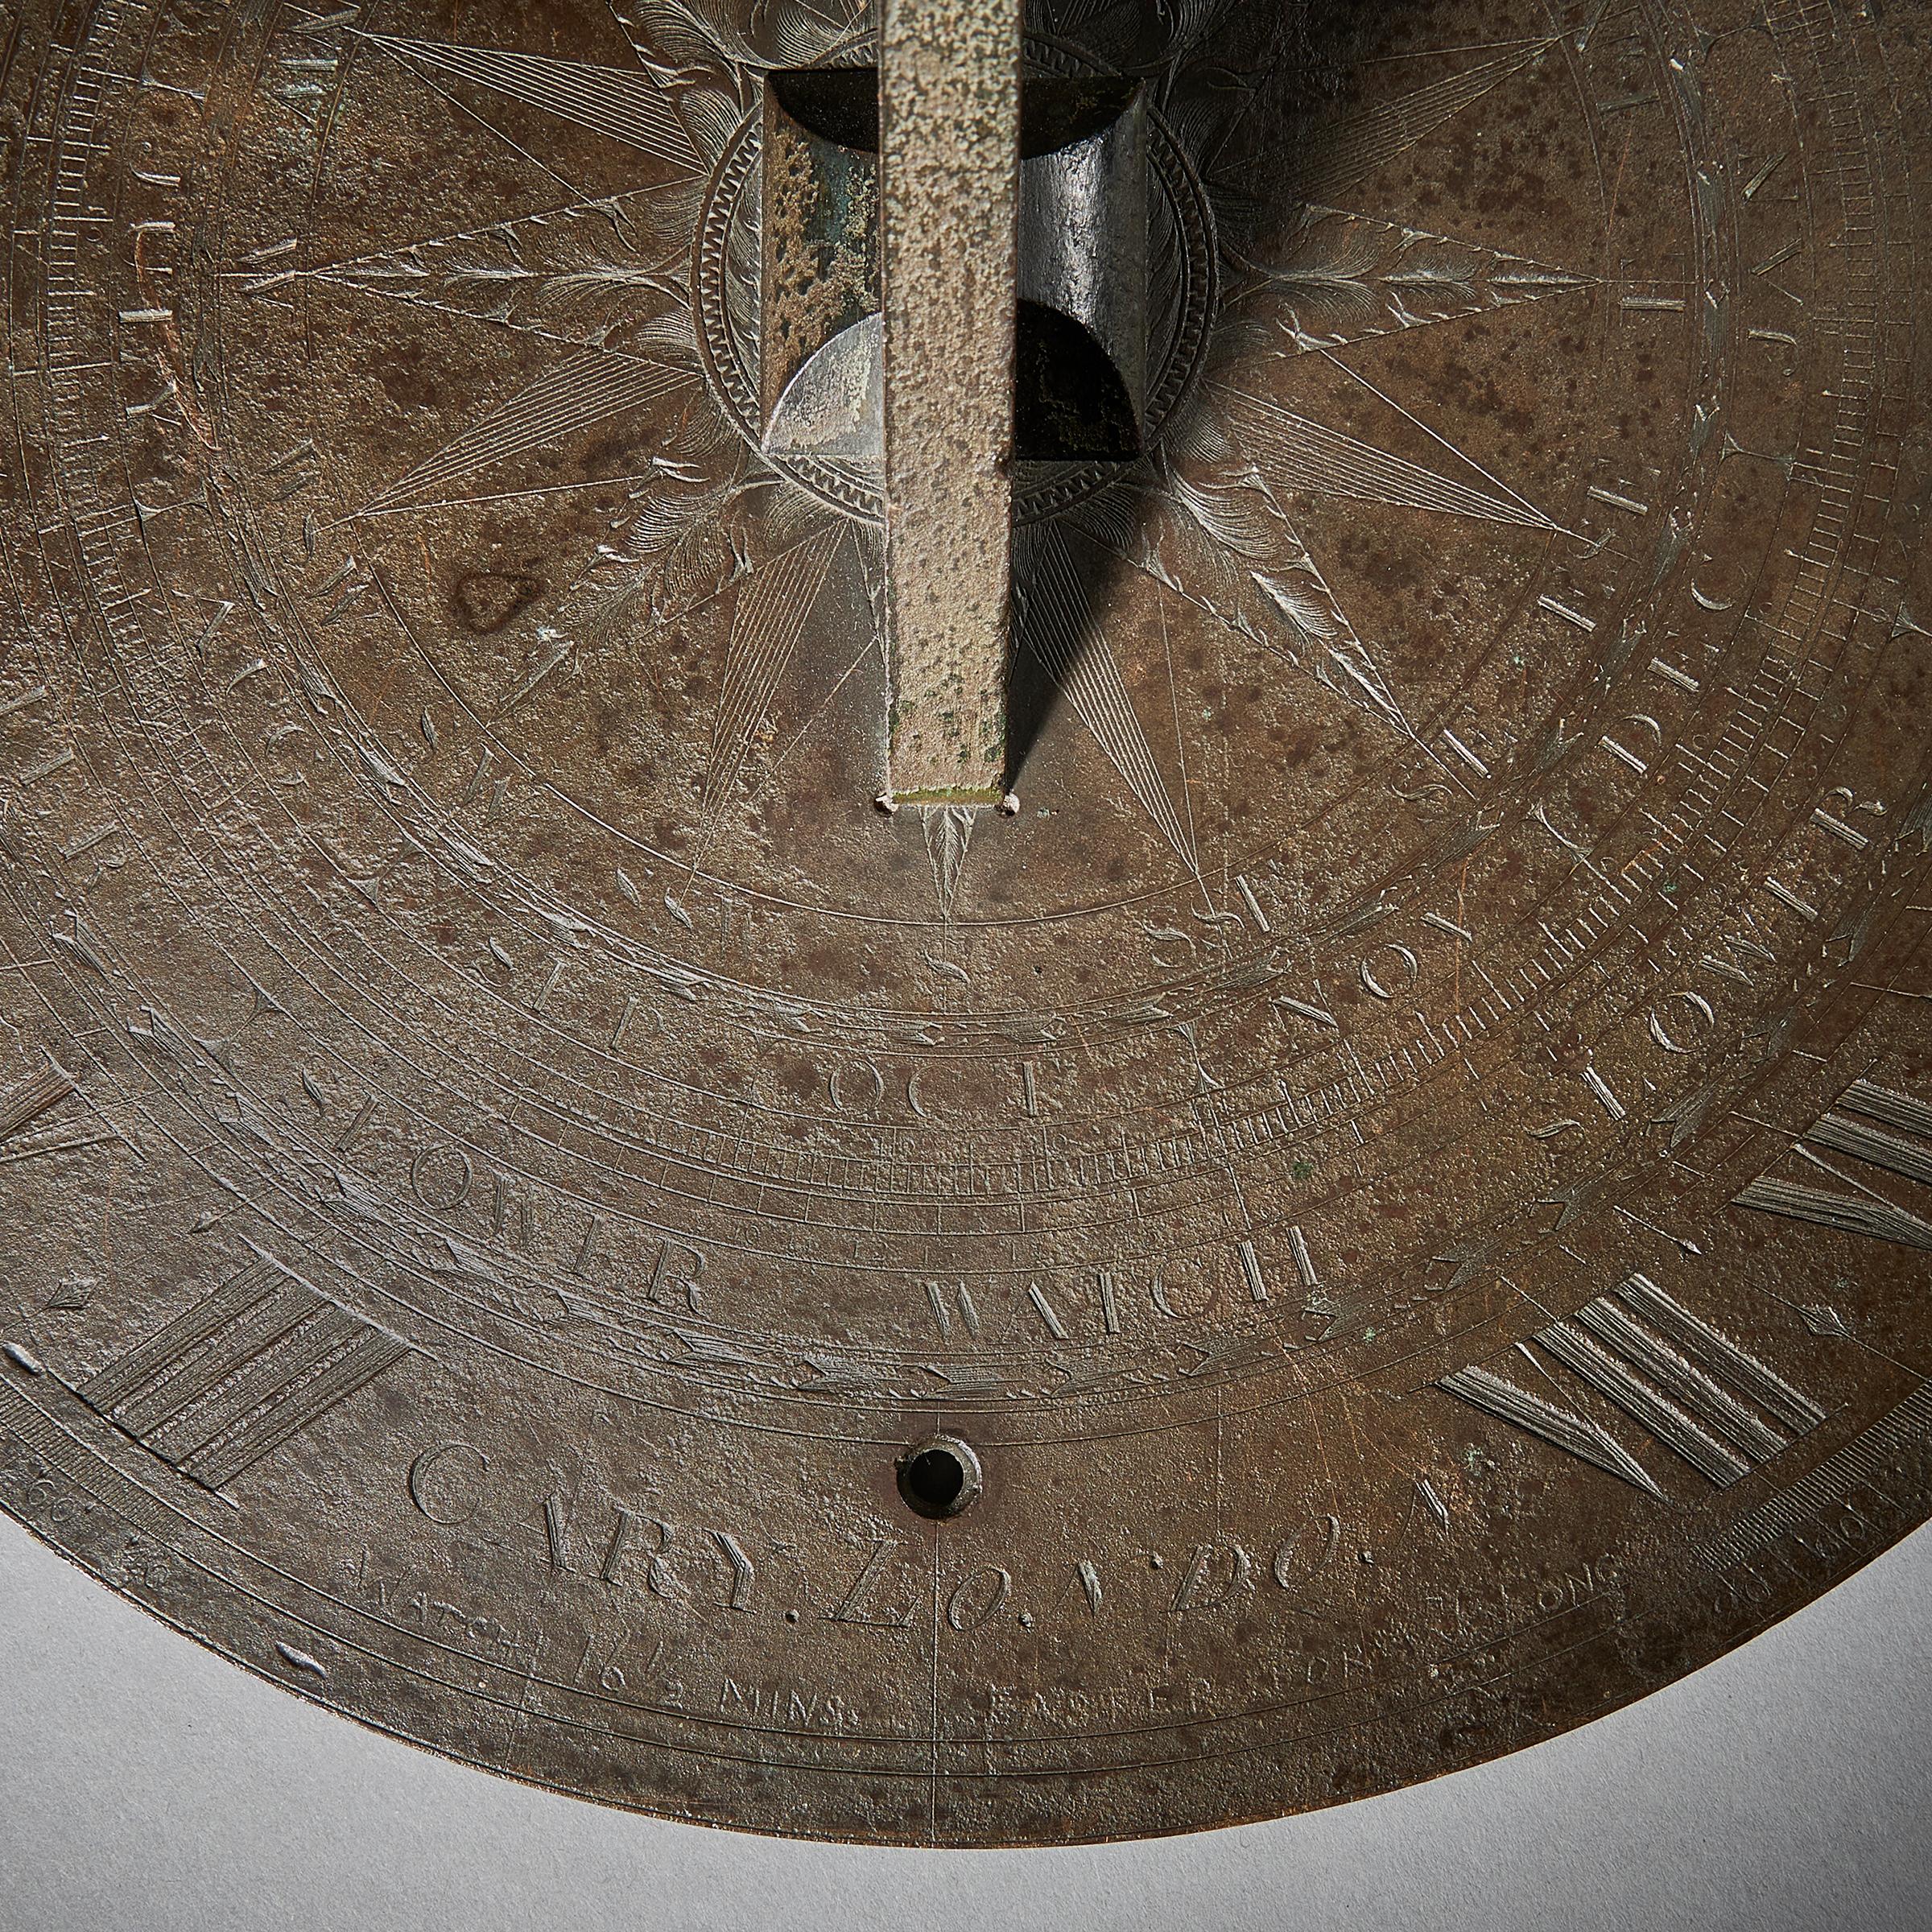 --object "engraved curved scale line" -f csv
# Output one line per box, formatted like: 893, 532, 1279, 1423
1016, 526, 1199, 875
1230, 207, 1594, 356
357, 353, 696, 518
700, 523, 844, 824
1210, 383, 1555, 528
1286, 38, 1554, 207
309, 195, 691, 354
358, 31, 703, 170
